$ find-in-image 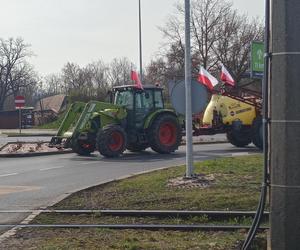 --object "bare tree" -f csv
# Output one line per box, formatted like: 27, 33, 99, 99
159, 7, 185, 78
213, 13, 264, 81
157, 0, 263, 82
0, 38, 36, 111
108, 58, 134, 87
86, 61, 110, 100
145, 58, 168, 86
61, 62, 86, 92
58, 60, 111, 102
44, 73, 63, 96
190, 0, 232, 70
39, 58, 135, 103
